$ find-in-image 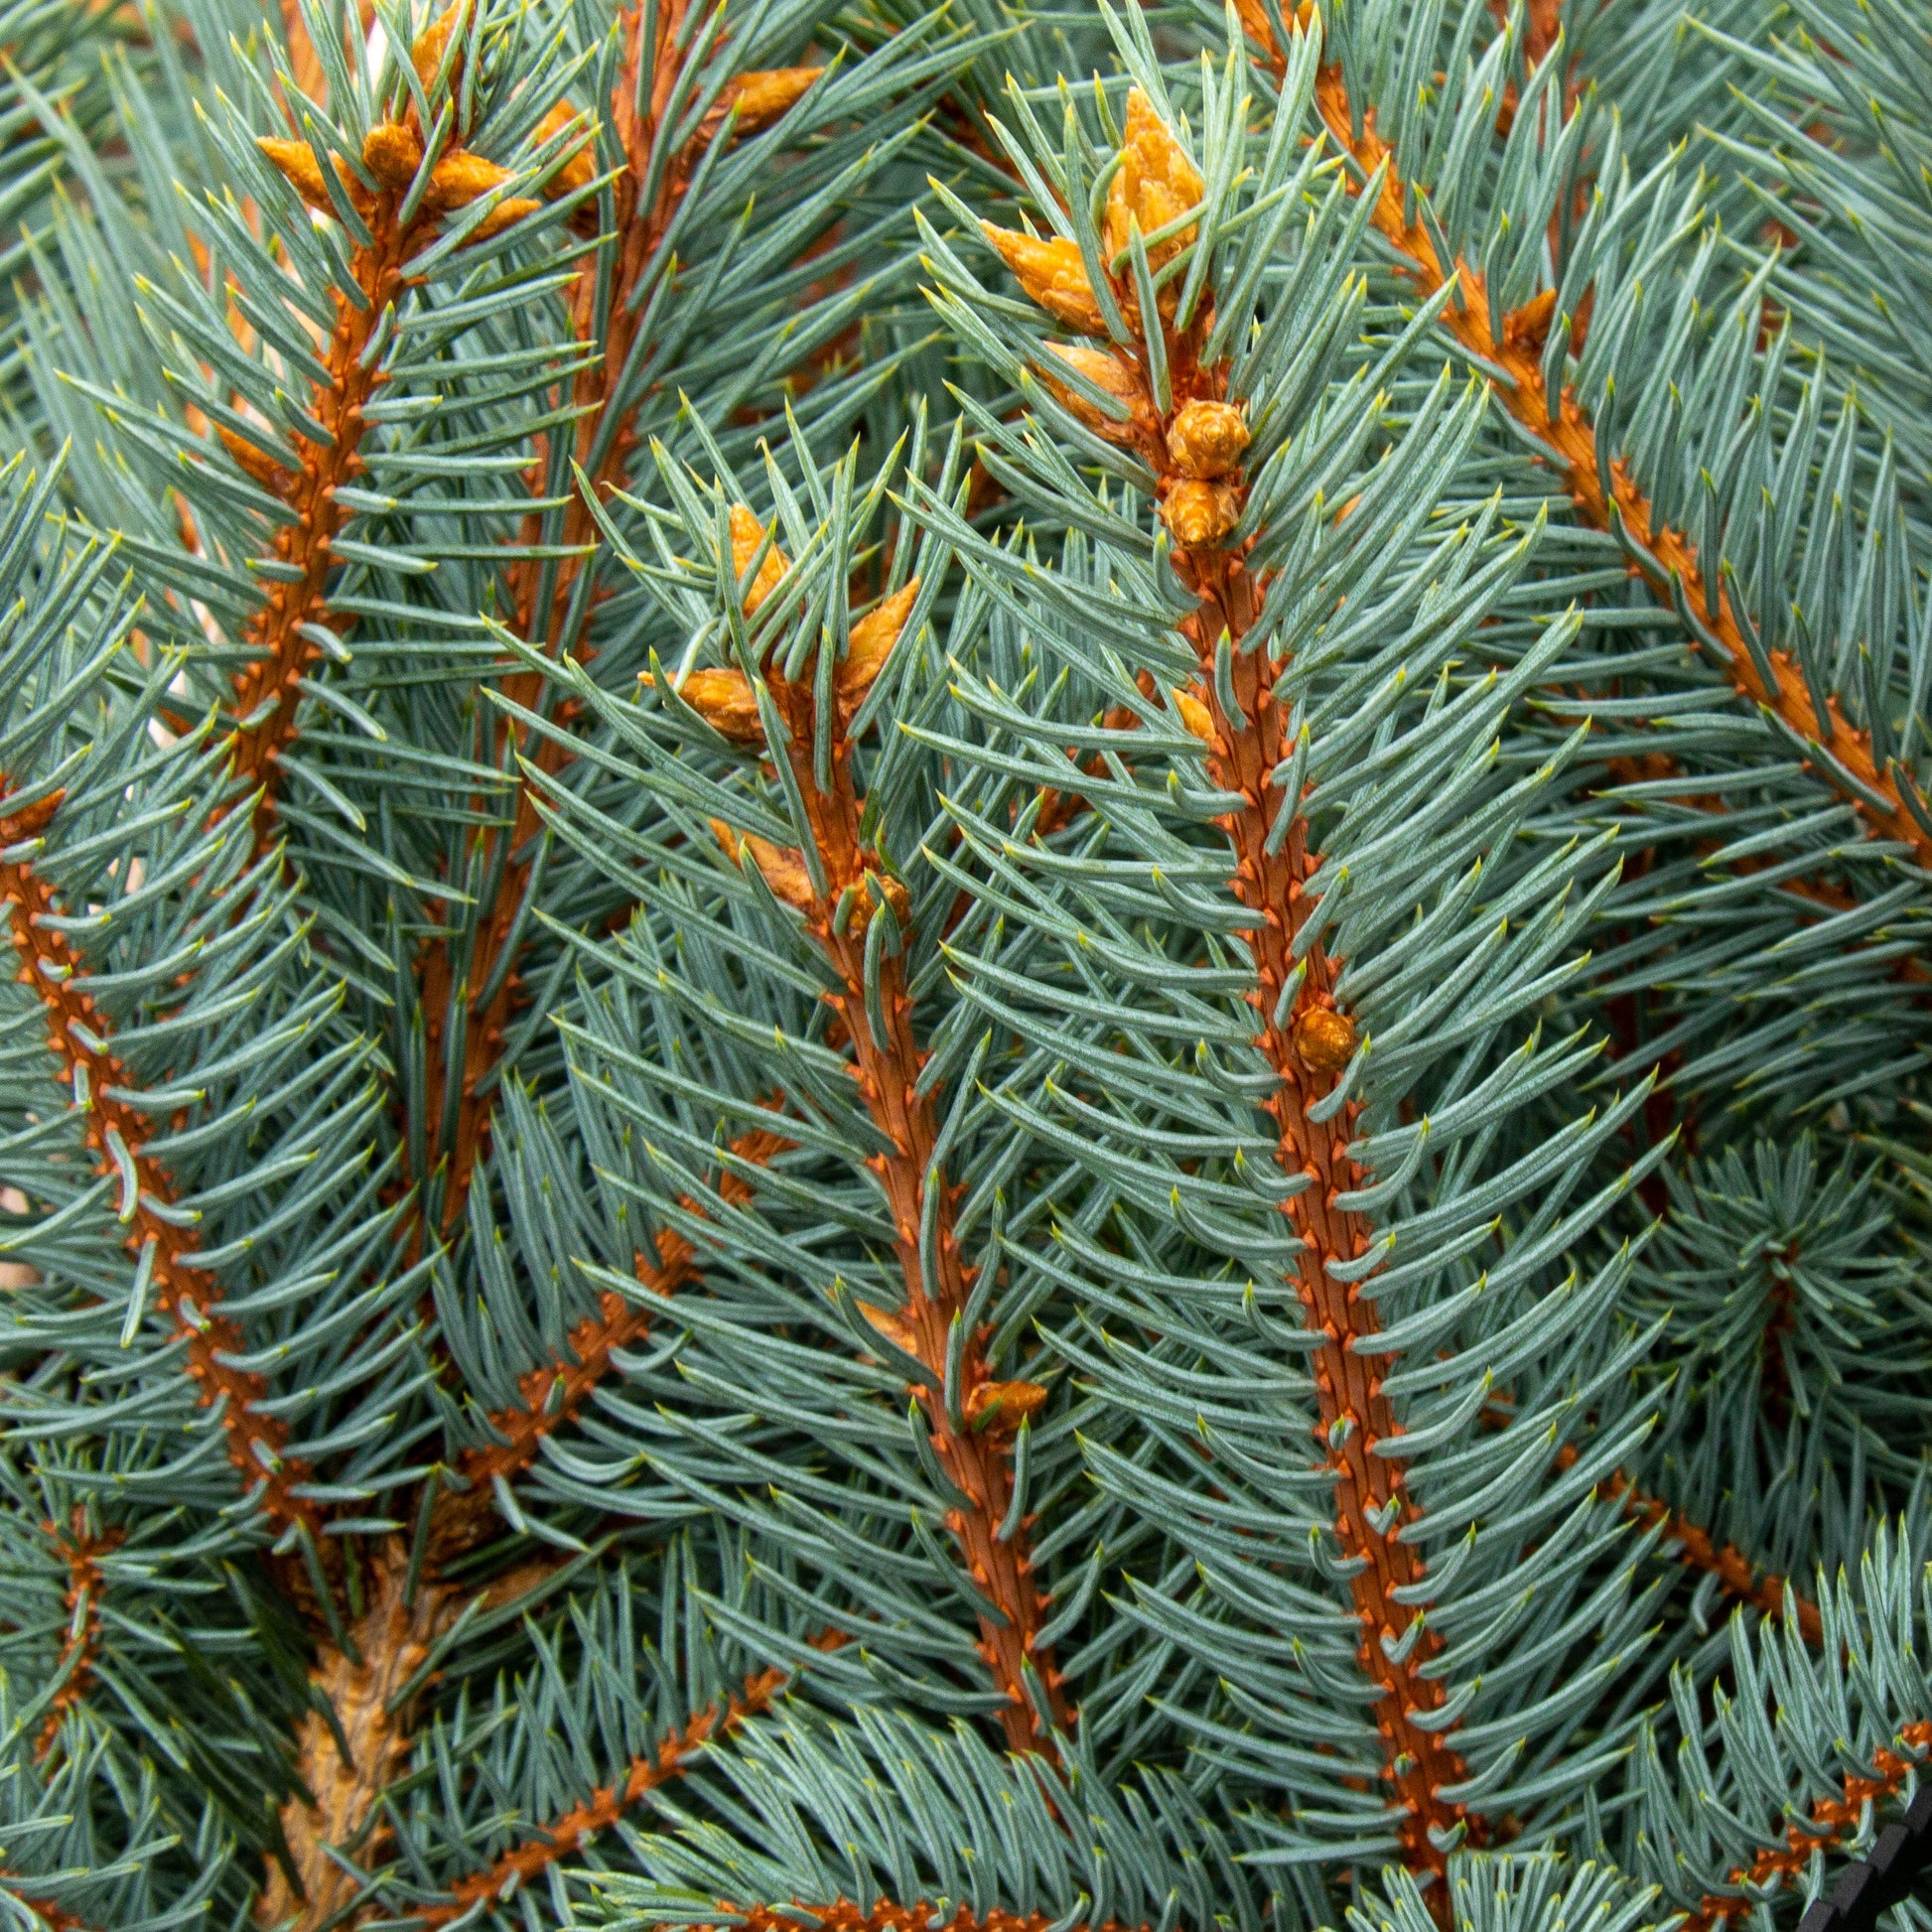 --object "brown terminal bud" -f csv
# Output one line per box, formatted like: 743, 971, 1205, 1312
1171, 688, 1215, 744
980, 224, 1107, 336
1502, 287, 1559, 353
840, 578, 920, 708
258, 137, 348, 214
966, 1379, 1049, 1435
729, 505, 788, 616
413, 0, 469, 92
1161, 479, 1241, 549
640, 667, 763, 744
469, 197, 540, 240
363, 121, 426, 191
1167, 400, 1249, 480
1294, 1006, 1356, 1076
532, 100, 595, 198
1105, 87, 1204, 274
712, 821, 815, 910
856, 1300, 919, 1358
729, 67, 825, 134
1041, 343, 1137, 397
847, 870, 913, 937
424, 150, 515, 212
1038, 345, 1146, 436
